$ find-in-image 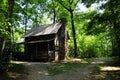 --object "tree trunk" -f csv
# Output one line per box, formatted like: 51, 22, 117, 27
7, 0, 15, 52
113, 22, 120, 62
0, 0, 14, 73
53, 8, 56, 23
24, 2, 28, 33
0, 37, 6, 59
7, 0, 14, 21
52, 0, 56, 23
70, 10, 78, 57
1, 0, 15, 54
